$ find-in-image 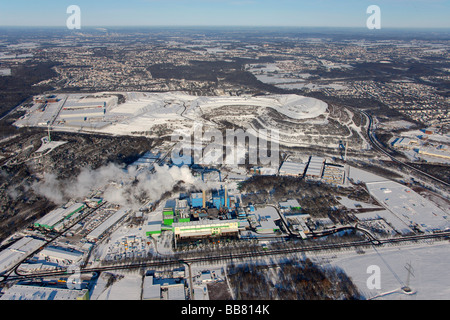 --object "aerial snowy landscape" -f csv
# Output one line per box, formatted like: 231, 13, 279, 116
0, 1, 449, 303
